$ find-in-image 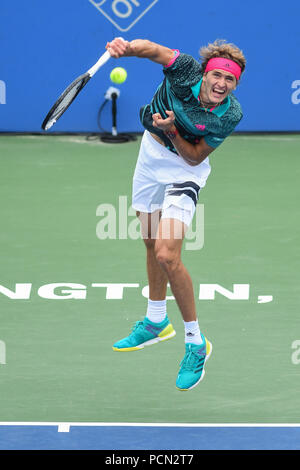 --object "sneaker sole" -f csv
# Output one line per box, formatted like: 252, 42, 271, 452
112, 326, 176, 352
176, 339, 213, 391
